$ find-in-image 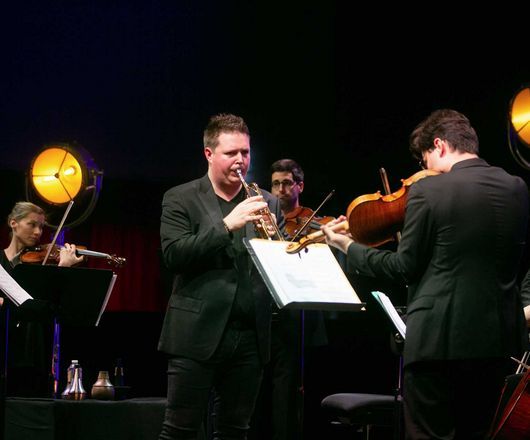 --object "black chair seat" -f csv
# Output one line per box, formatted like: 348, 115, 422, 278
321, 393, 400, 427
